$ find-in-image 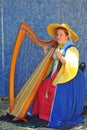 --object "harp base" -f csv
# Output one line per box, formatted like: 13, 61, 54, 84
13, 117, 28, 123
